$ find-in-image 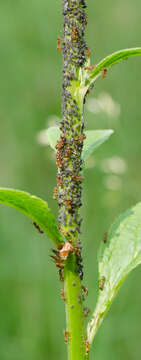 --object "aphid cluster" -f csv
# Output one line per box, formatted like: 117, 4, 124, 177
55, 0, 88, 289
61, 288, 66, 301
